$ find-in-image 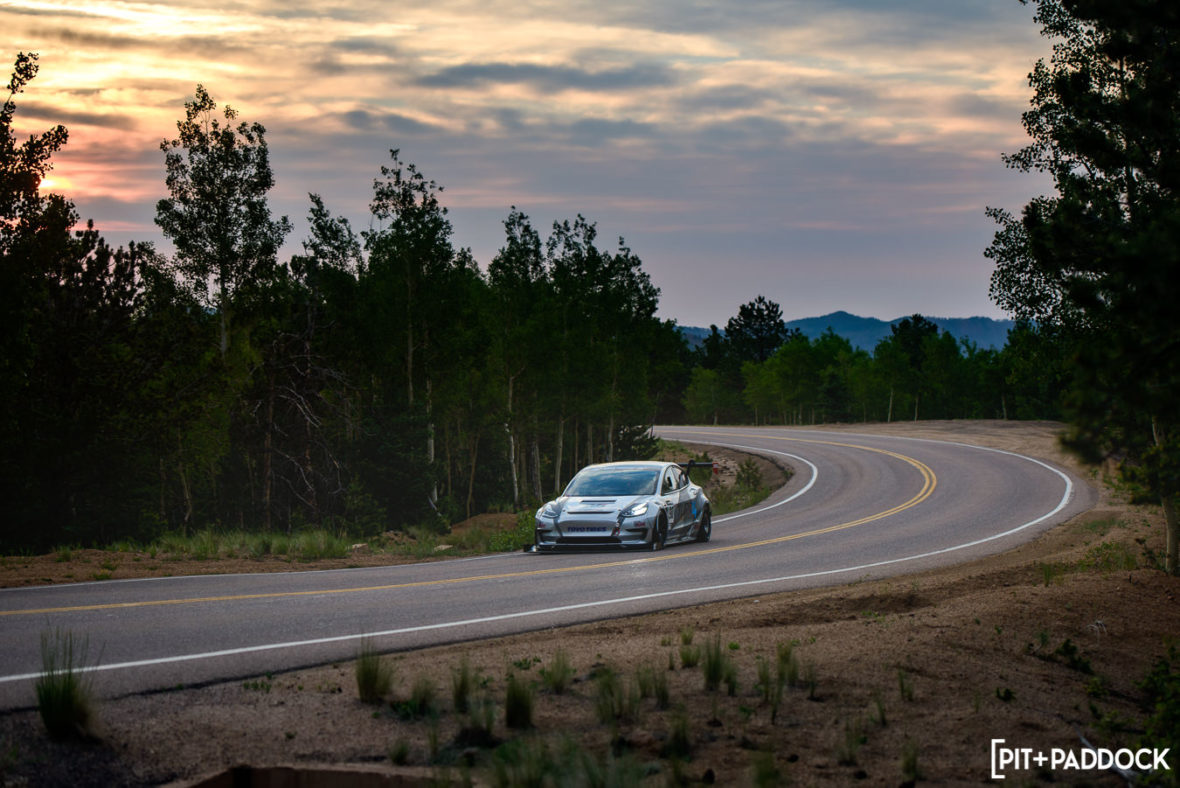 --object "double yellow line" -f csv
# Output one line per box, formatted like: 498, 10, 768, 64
1, 437, 936, 618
